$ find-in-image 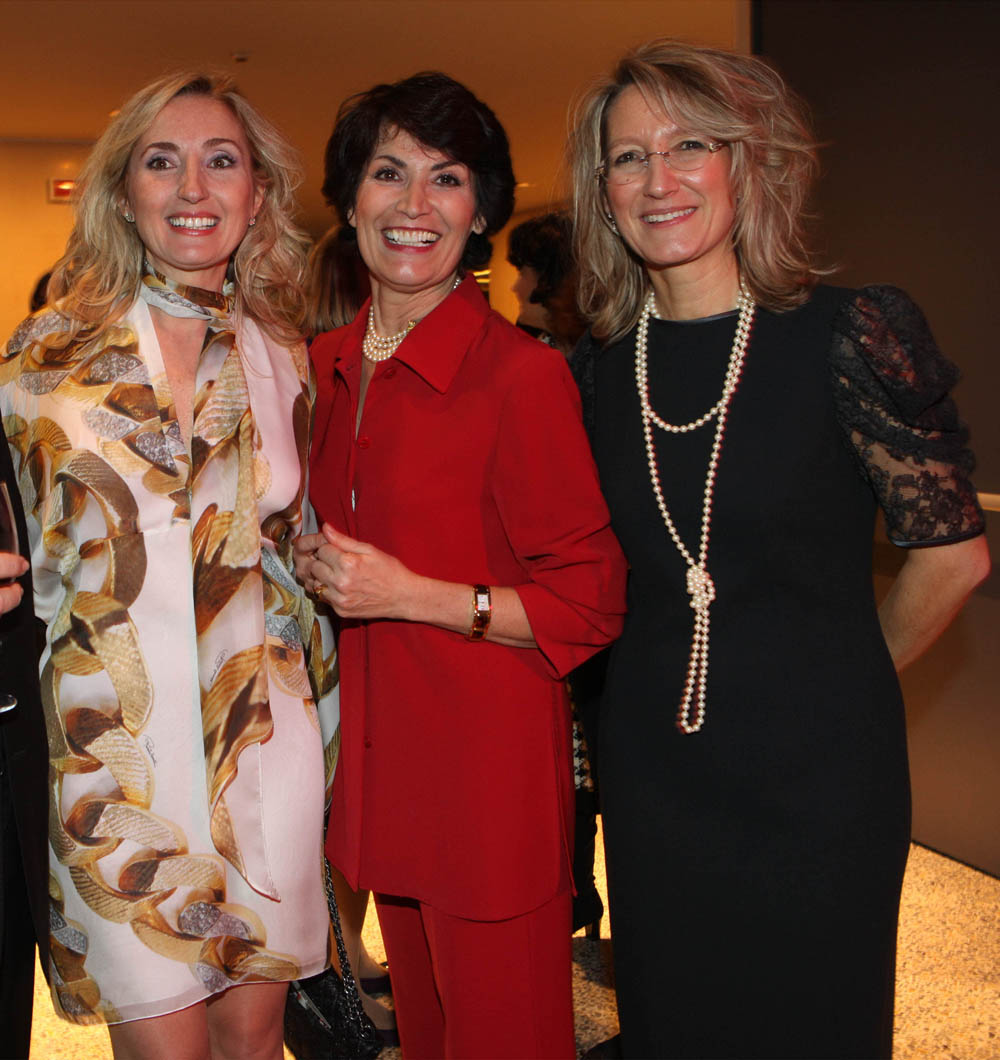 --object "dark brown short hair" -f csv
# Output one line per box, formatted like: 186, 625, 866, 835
322, 72, 515, 270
